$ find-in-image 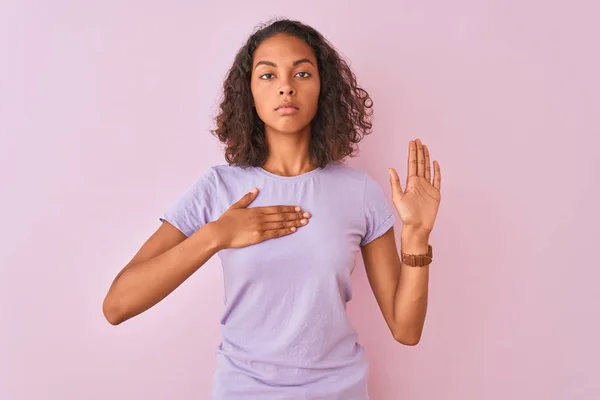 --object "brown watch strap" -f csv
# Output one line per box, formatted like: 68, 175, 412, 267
401, 244, 433, 267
